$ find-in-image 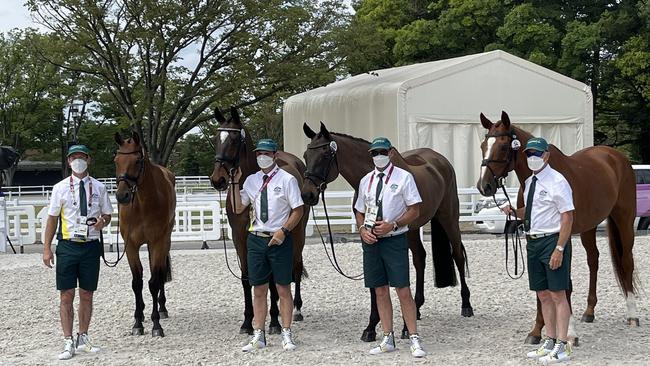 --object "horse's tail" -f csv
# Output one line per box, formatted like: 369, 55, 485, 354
606, 216, 636, 294
430, 218, 457, 288
165, 254, 173, 283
